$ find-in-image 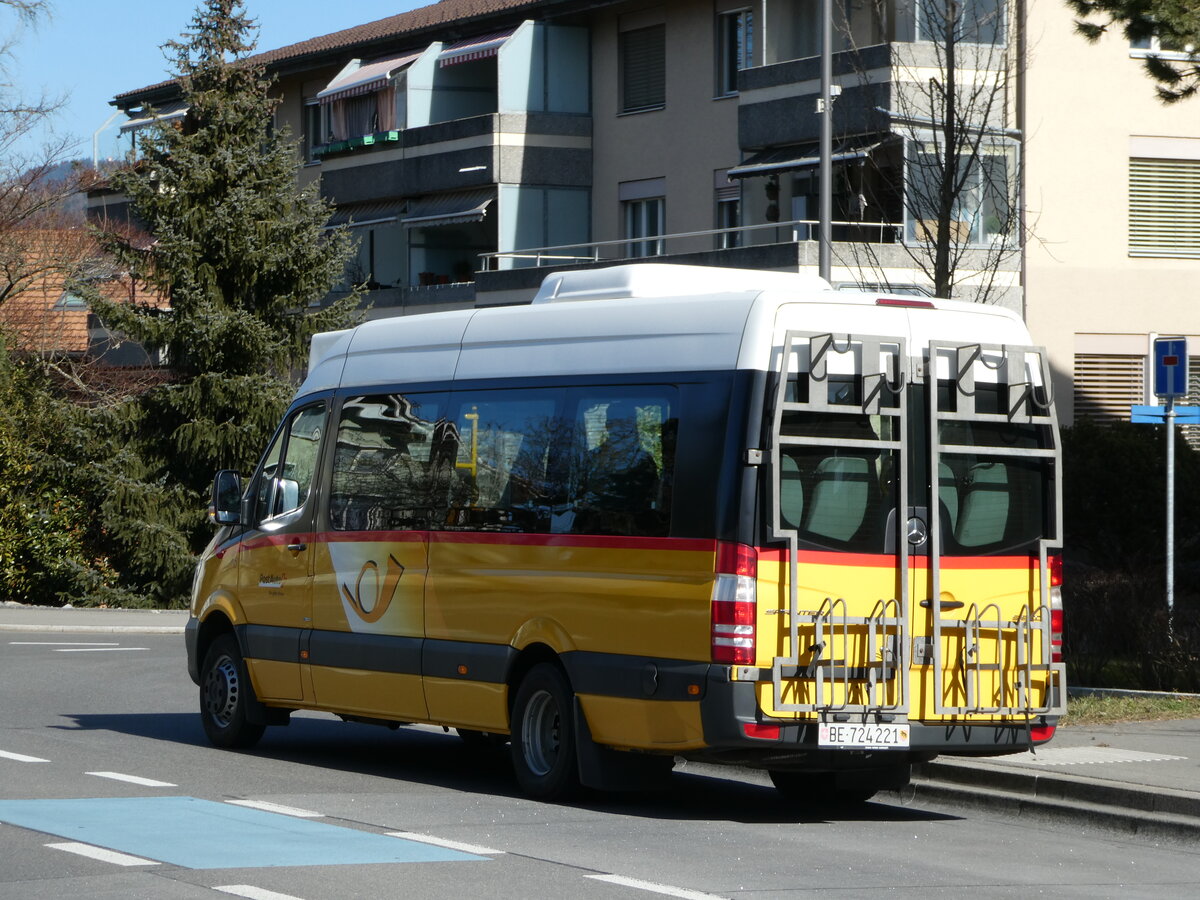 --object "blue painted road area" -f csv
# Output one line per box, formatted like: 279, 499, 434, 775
0, 796, 484, 868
